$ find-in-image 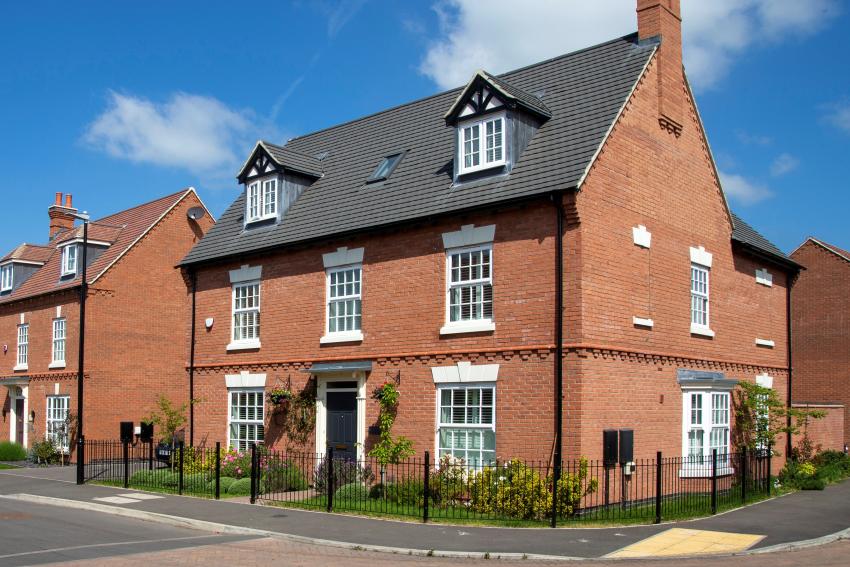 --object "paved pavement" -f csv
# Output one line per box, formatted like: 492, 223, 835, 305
38, 538, 850, 567
0, 466, 848, 560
